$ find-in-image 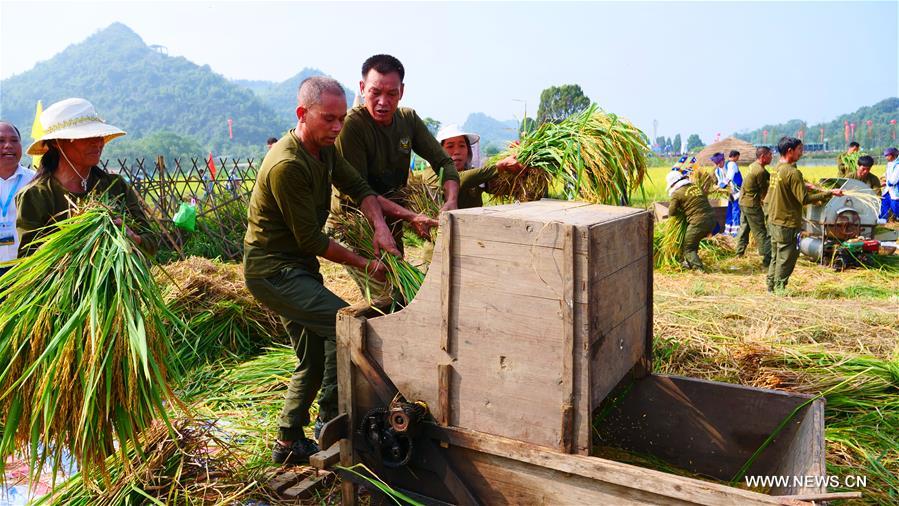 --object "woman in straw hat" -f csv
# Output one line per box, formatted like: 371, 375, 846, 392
16, 98, 157, 256
417, 124, 523, 209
